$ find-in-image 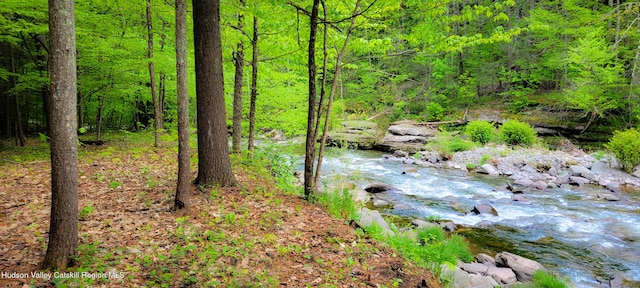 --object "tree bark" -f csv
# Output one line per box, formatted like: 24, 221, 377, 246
174, 0, 190, 211
247, 16, 259, 155
43, 0, 79, 270
10, 45, 26, 146
193, 0, 237, 187
303, 0, 321, 198
314, 0, 360, 189
231, 0, 246, 153
147, 0, 162, 147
